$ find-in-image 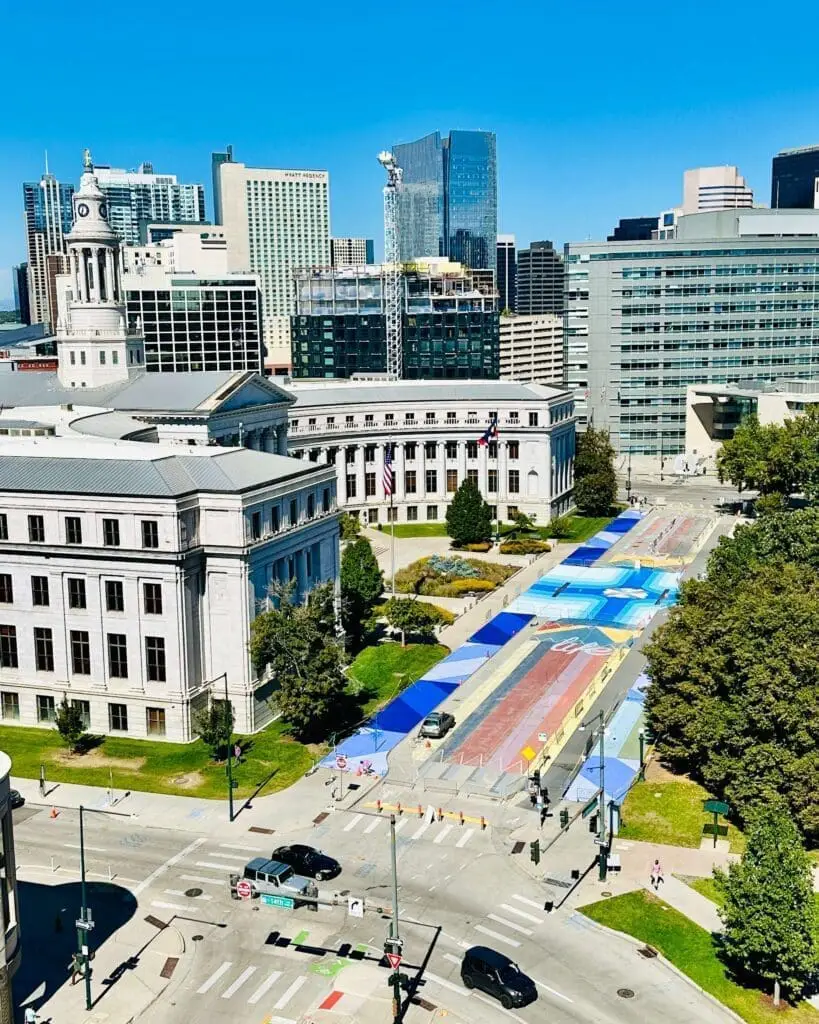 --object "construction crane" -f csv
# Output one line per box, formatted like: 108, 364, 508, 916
377, 151, 403, 380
